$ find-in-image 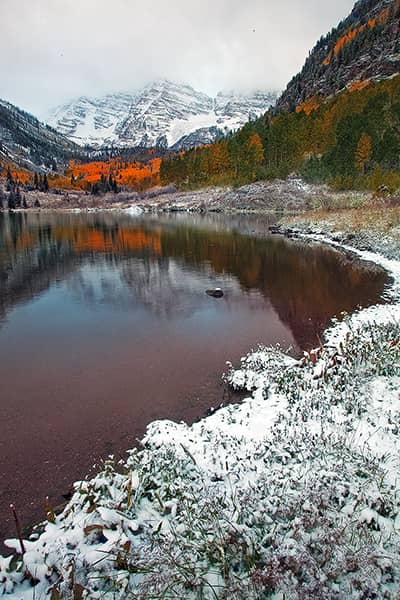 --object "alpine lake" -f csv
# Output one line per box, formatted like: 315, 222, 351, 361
0, 210, 389, 548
